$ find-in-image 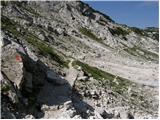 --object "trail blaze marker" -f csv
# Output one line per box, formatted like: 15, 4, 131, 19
15, 55, 22, 62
